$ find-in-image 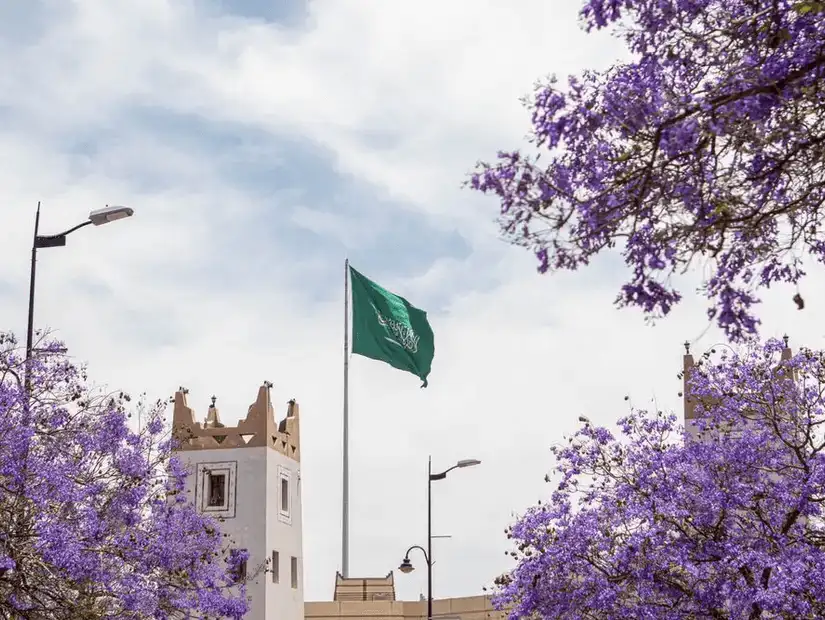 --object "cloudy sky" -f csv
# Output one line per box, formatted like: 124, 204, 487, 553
1, 0, 822, 603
